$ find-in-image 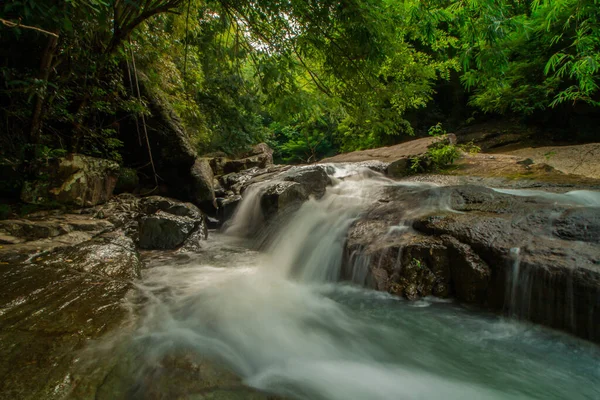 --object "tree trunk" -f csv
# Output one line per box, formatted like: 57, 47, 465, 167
29, 33, 59, 147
